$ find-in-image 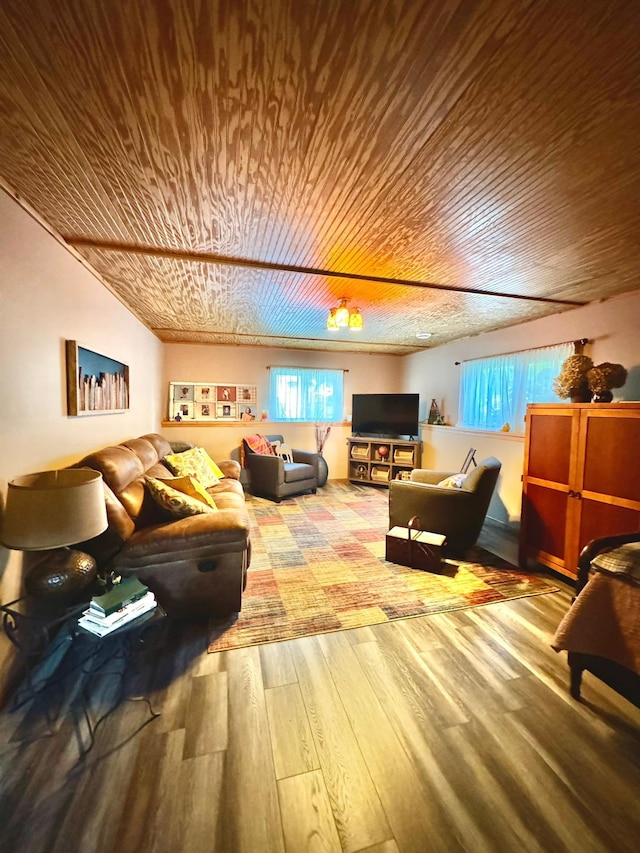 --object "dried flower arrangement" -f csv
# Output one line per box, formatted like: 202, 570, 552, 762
553, 354, 594, 400
315, 423, 331, 453
587, 362, 627, 394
